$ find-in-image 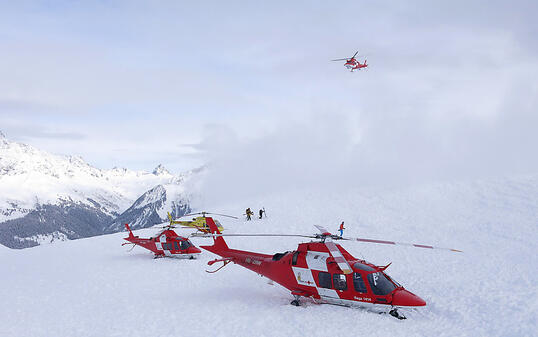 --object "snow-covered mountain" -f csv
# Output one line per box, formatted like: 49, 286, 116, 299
105, 183, 191, 233
0, 132, 192, 248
